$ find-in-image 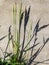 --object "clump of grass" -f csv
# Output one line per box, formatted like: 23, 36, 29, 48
0, 1, 49, 65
